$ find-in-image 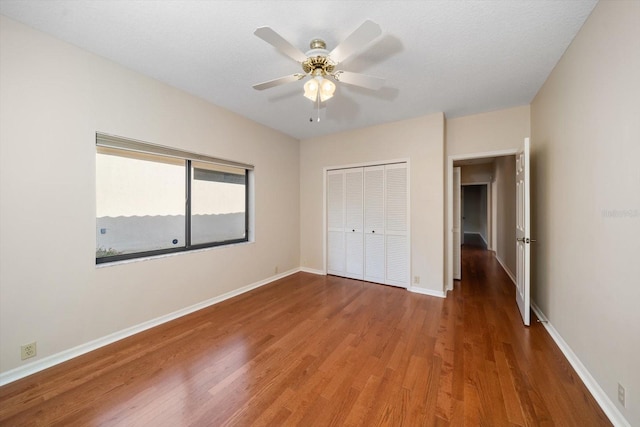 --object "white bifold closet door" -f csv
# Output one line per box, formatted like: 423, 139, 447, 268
344, 168, 364, 279
364, 166, 385, 283
384, 163, 409, 286
327, 163, 409, 288
327, 170, 345, 276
